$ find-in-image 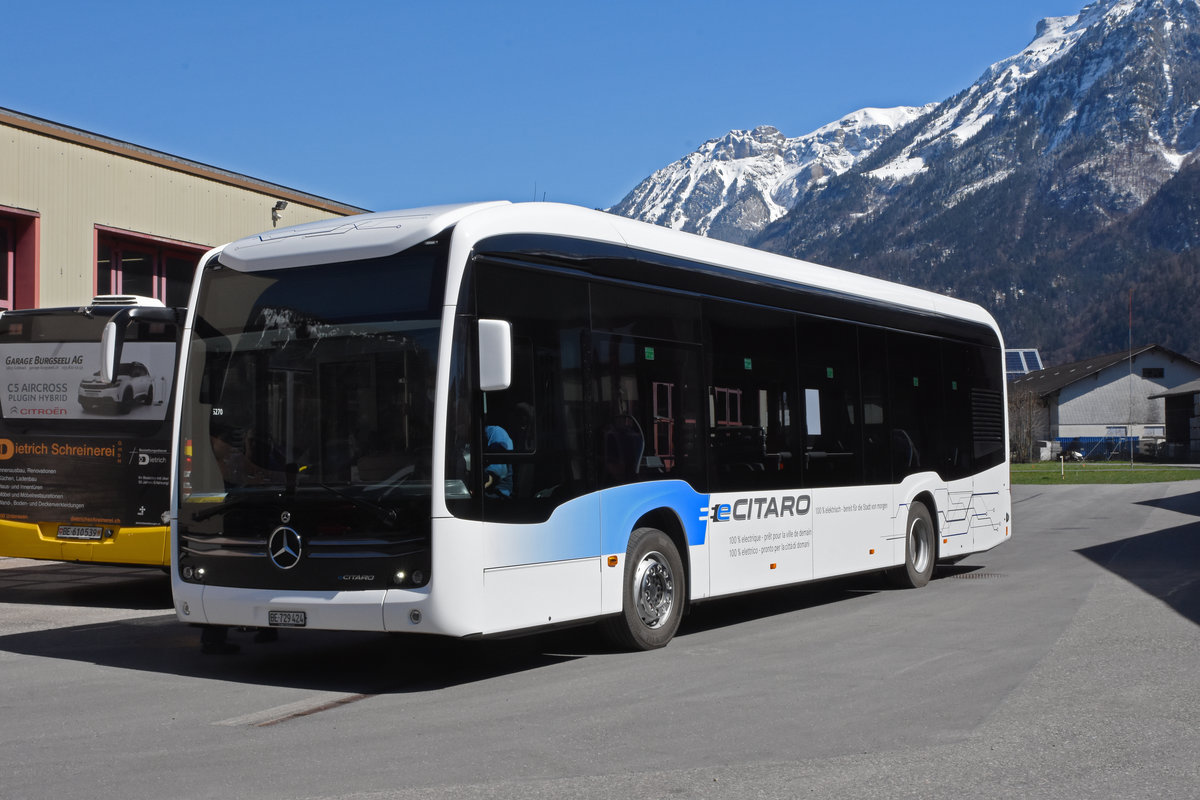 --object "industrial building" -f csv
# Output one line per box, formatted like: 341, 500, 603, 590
1149, 379, 1200, 462
0, 106, 365, 310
